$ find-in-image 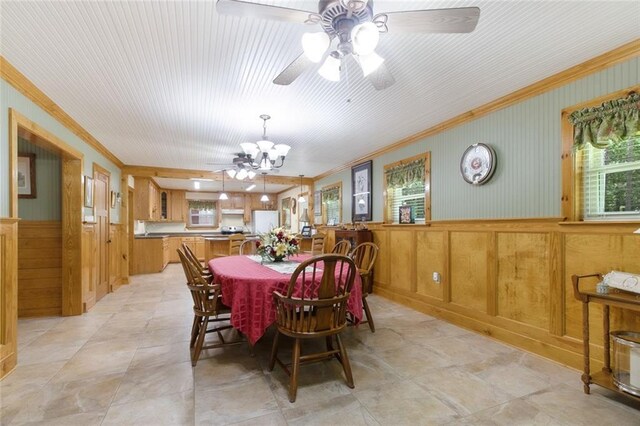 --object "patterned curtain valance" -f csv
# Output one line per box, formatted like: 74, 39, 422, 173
385, 158, 425, 189
569, 92, 640, 149
188, 200, 216, 211
322, 186, 340, 203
